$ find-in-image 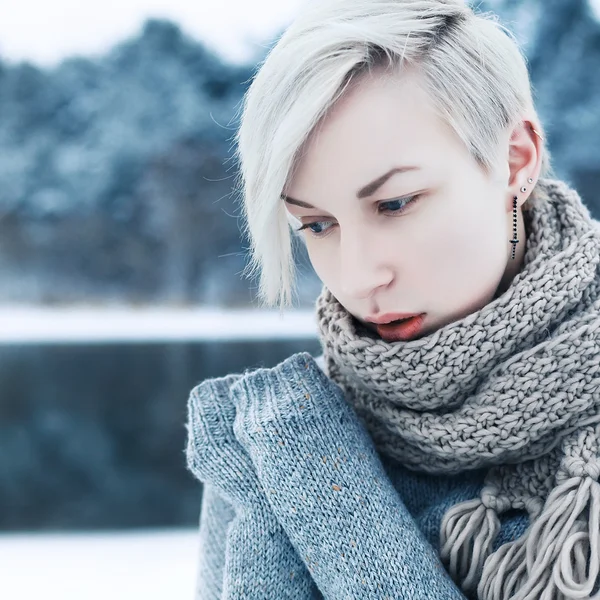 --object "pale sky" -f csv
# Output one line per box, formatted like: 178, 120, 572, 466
0, 0, 305, 66
0, 0, 598, 67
